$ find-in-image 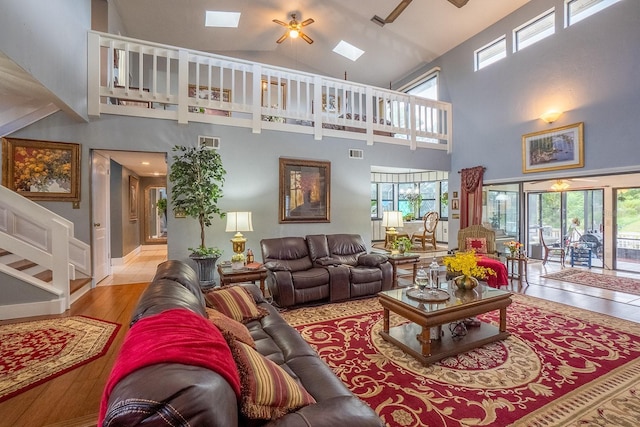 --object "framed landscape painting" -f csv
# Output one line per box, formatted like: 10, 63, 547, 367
279, 158, 330, 223
522, 122, 584, 174
1, 137, 81, 202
